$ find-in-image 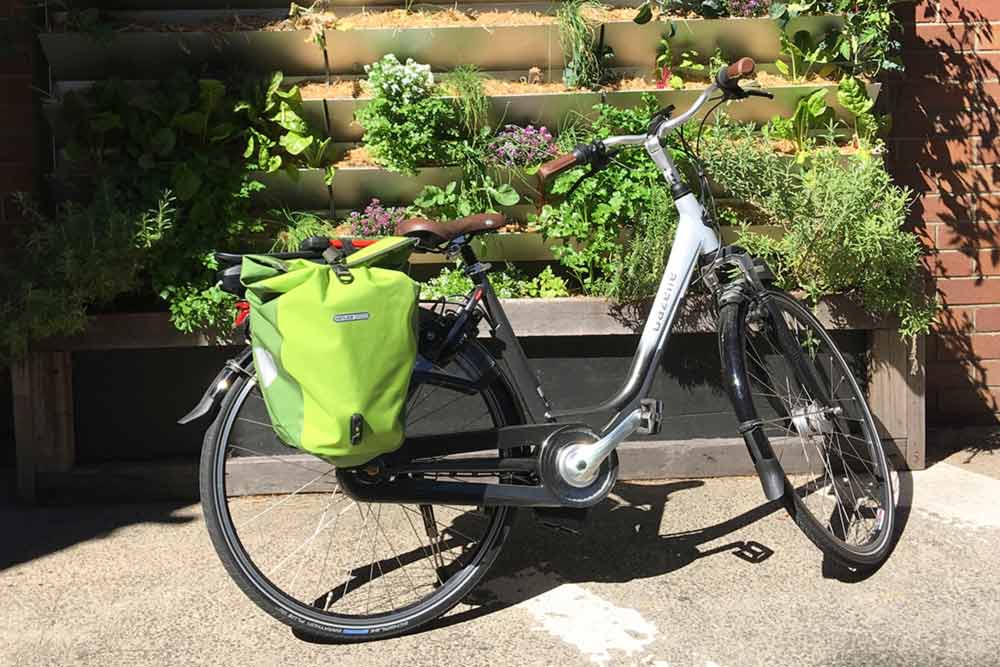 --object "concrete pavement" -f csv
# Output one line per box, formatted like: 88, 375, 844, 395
2, 460, 999, 667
